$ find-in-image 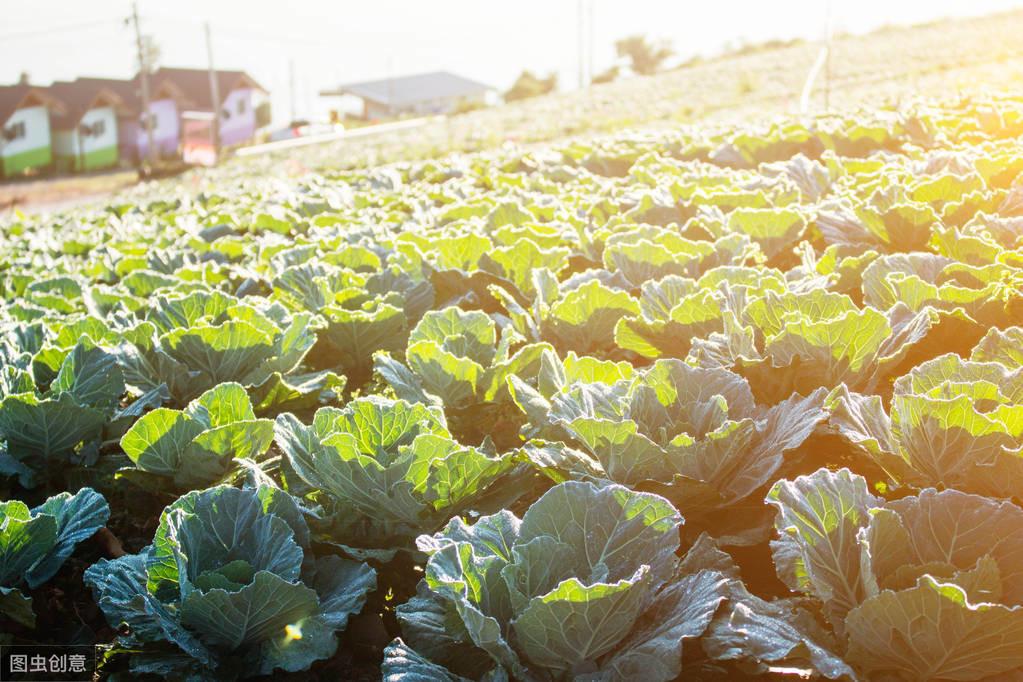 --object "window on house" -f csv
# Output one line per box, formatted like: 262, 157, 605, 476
221, 107, 232, 121
237, 98, 247, 115
80, 119, 106, 137
2, 121, 26, 142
